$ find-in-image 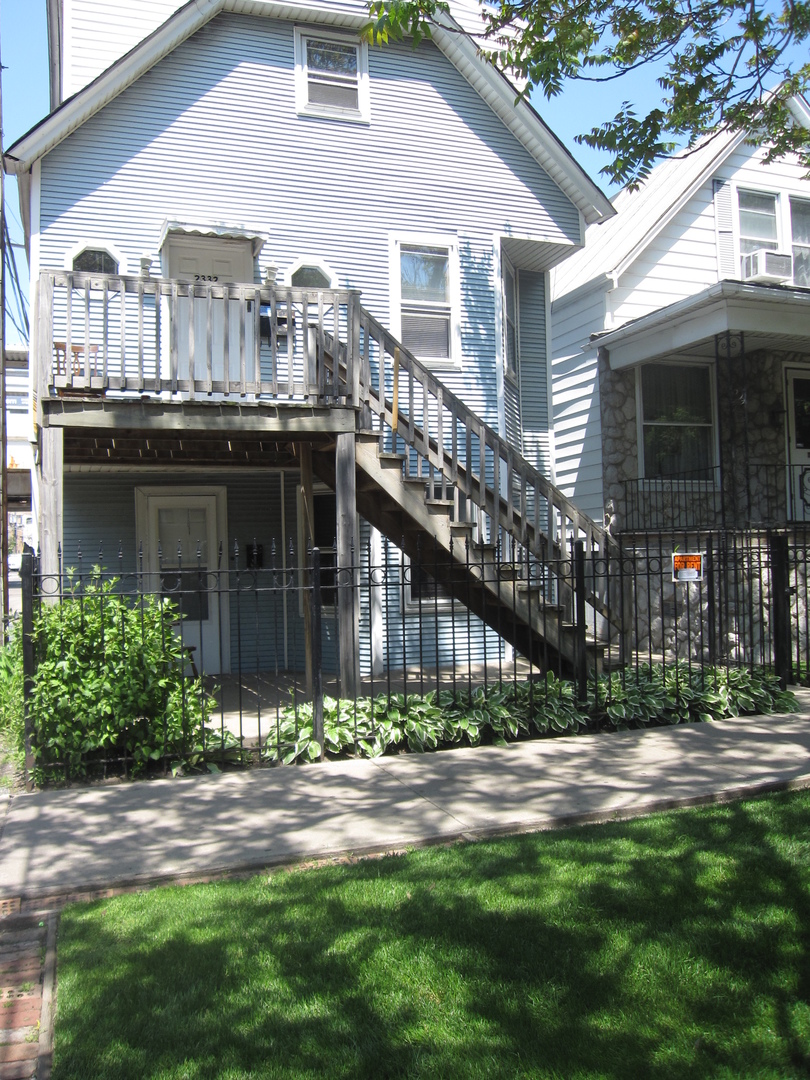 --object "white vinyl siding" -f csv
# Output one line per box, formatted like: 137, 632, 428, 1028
550, 284, 608, 521
40, 13, 580, 437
